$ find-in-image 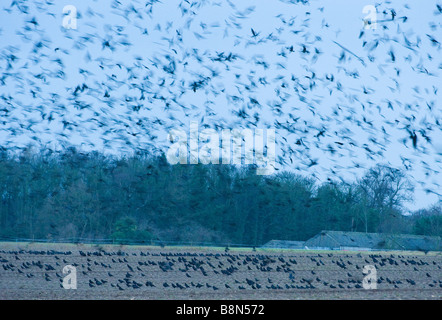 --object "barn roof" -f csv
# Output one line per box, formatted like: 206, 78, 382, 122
385, 233, 442, 251
304, 230, 442, 251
